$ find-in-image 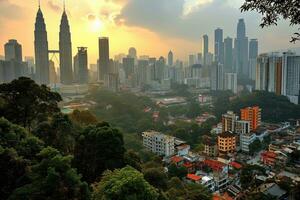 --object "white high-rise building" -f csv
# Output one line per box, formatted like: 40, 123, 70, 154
142, 131, 175, 157
282, 52, 300, 104
224, 73, 237, 94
